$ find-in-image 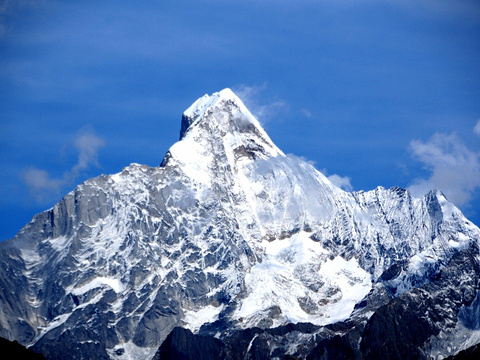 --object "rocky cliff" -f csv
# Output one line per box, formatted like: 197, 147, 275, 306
0, 89, 479, 360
